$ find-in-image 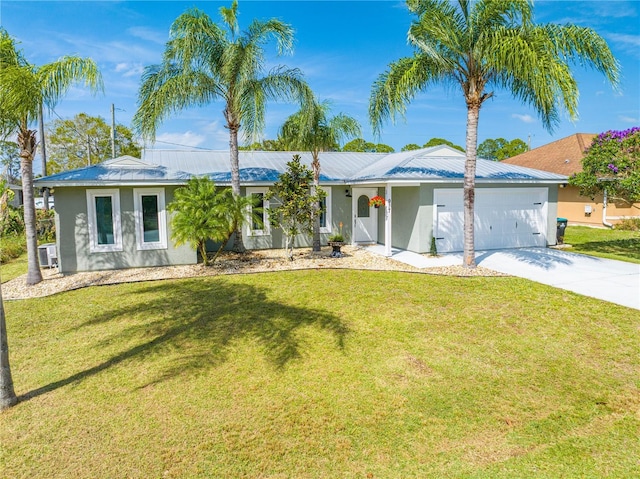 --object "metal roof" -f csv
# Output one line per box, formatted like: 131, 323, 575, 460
36, 156, 192, 187
142, 149, 384, 182
35, 148, 567, 187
